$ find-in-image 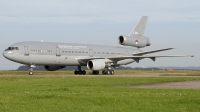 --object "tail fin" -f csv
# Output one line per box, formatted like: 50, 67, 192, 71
129, 16, 148, 36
